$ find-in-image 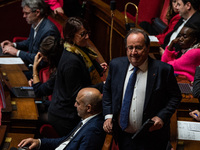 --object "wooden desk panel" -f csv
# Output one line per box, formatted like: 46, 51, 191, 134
11, 98, 38, 120
0, 125, 7, 146
9, 98, 38, 133
1, 65, 28, 87
0, 64, 28, 72
5, 133, 34, 149
173, 75, 200, 149
0, 64, 38, 133
179, 141, 200, 150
